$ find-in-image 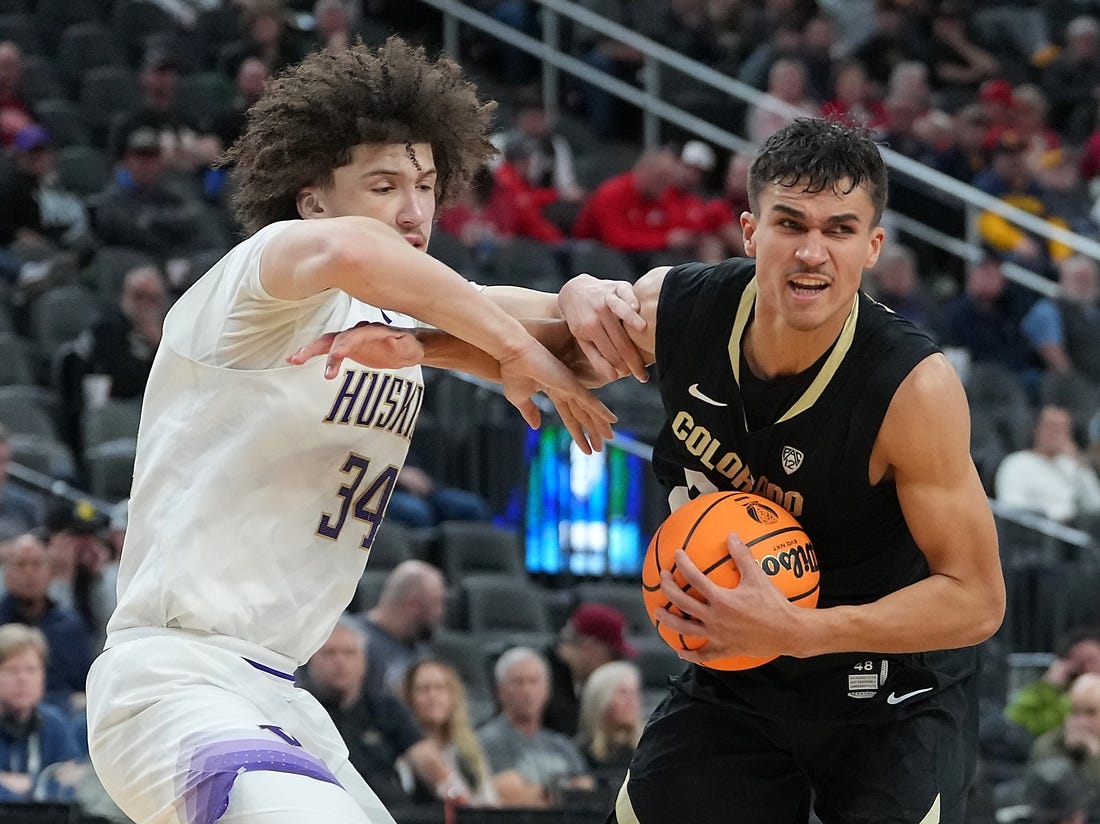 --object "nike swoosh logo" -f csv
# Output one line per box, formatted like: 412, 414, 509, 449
885, 687, 933, 705
688, 383, 727, 407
